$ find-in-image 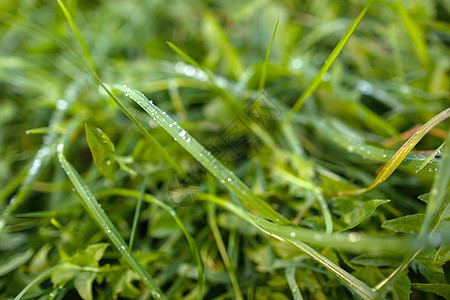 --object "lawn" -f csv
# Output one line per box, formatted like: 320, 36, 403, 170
0, 0, 449, 299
